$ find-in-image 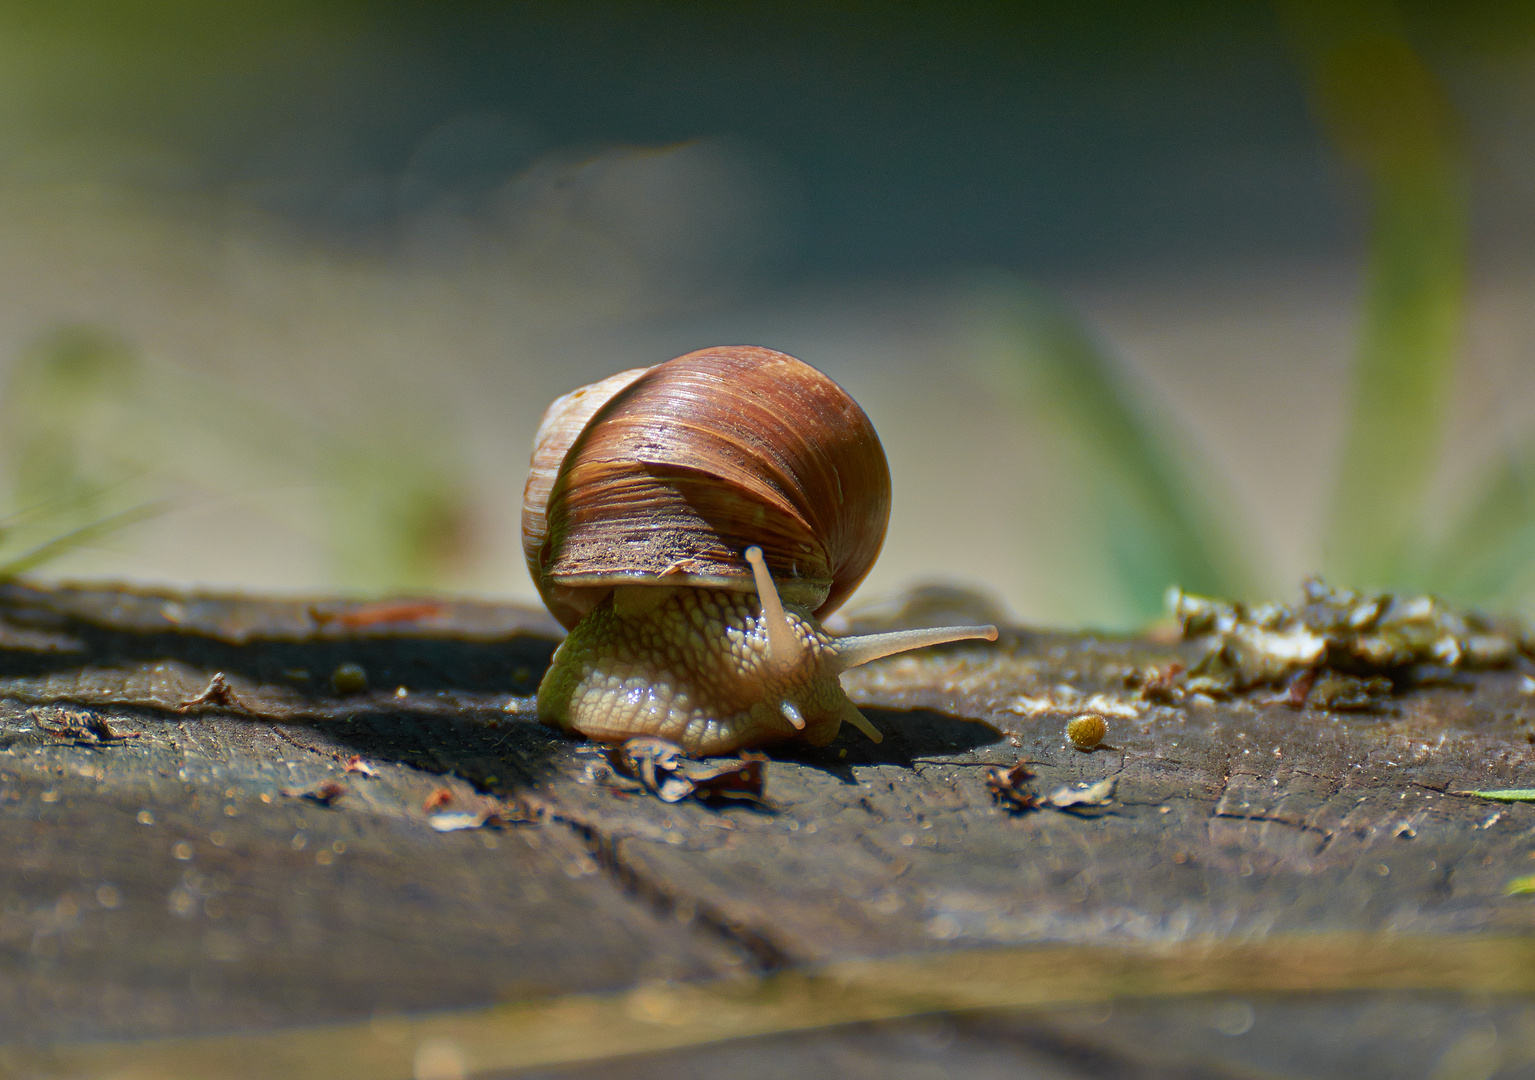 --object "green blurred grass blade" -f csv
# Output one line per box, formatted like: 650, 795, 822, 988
993, 289, 1254, 625
1325, 161, 1464, 589
1455, 789, 1535, 802
0, 322, 477, 594
1281, 2, 1467, 591
320, 444, 476, 594
0, 502, 165, 579
0, 325, 149, 525
1420, 452, 1535, 607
